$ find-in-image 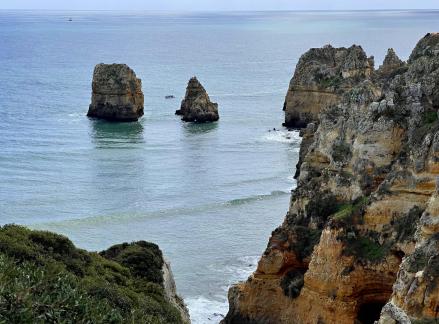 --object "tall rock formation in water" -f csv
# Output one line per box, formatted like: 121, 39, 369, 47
176, 77, 219, 122
87, 64, 144, 122
224, 33, 439, 324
